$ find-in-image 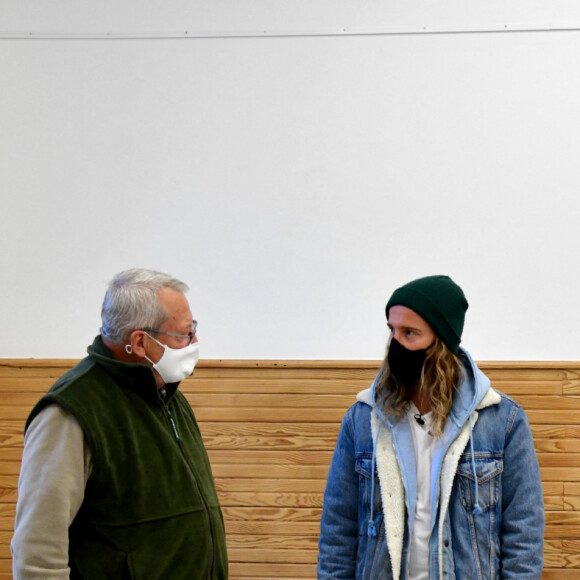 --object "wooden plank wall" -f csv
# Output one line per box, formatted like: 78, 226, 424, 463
0, 359, 579, 579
